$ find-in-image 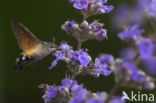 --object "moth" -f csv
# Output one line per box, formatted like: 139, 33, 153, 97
11, 20, 57, 71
